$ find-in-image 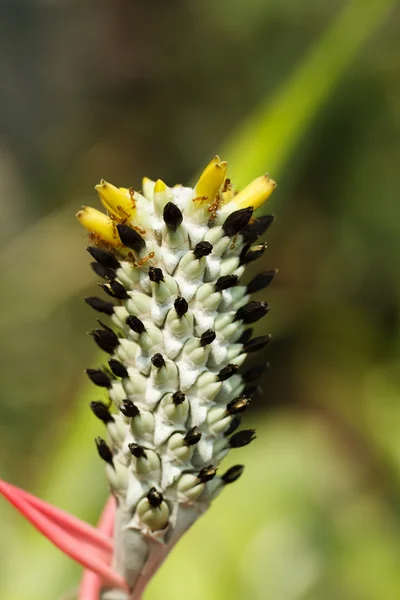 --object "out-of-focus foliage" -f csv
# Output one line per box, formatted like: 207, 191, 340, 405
0, 0, 400, 598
